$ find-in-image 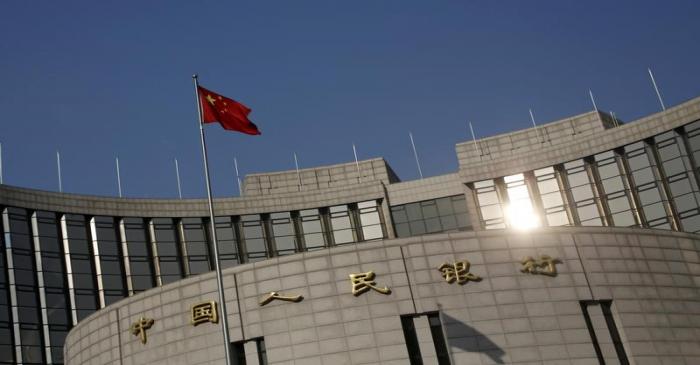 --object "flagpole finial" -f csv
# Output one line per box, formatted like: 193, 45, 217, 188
192, 74, 198, 79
